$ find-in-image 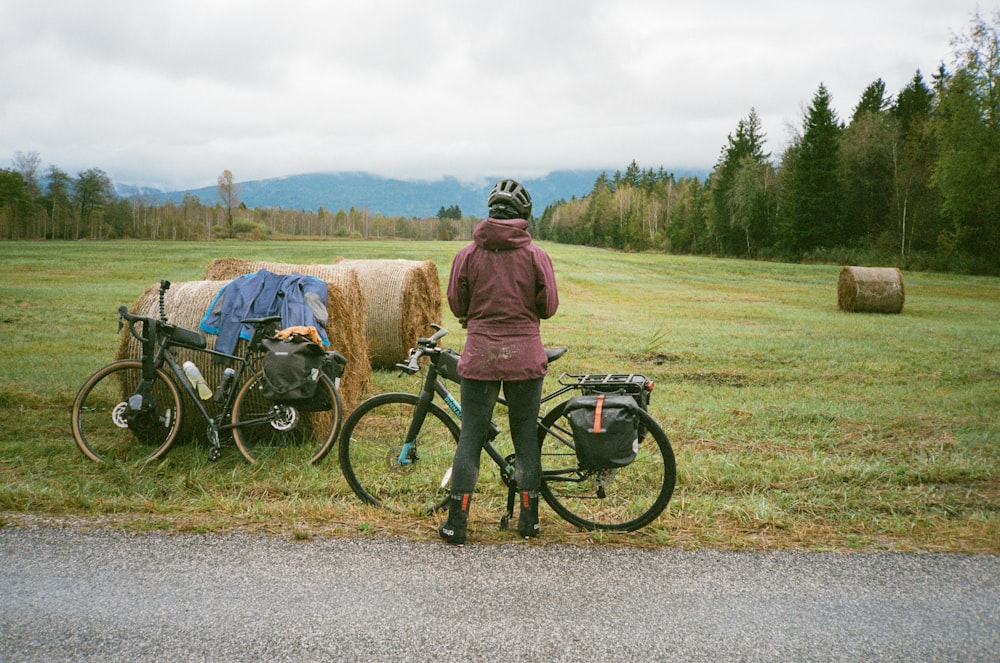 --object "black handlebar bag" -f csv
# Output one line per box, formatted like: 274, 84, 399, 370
564, 393, 640, 470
